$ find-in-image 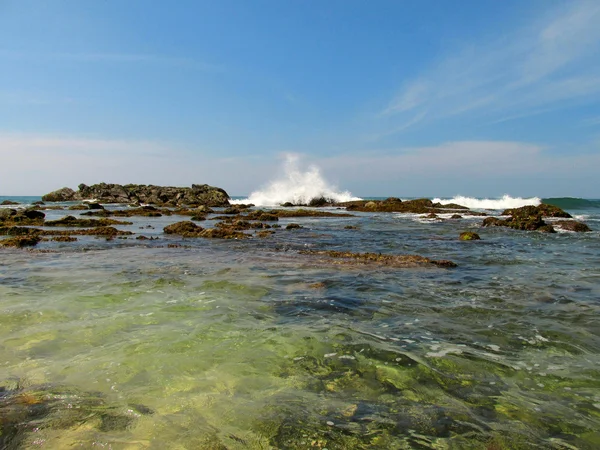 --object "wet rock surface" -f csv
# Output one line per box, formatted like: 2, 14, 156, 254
0, 382, 153, 449
42, 183, 230, 206
299, 250, 457, 268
